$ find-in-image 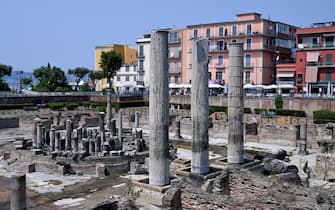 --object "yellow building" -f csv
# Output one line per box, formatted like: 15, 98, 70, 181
95, 44, 137, 91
